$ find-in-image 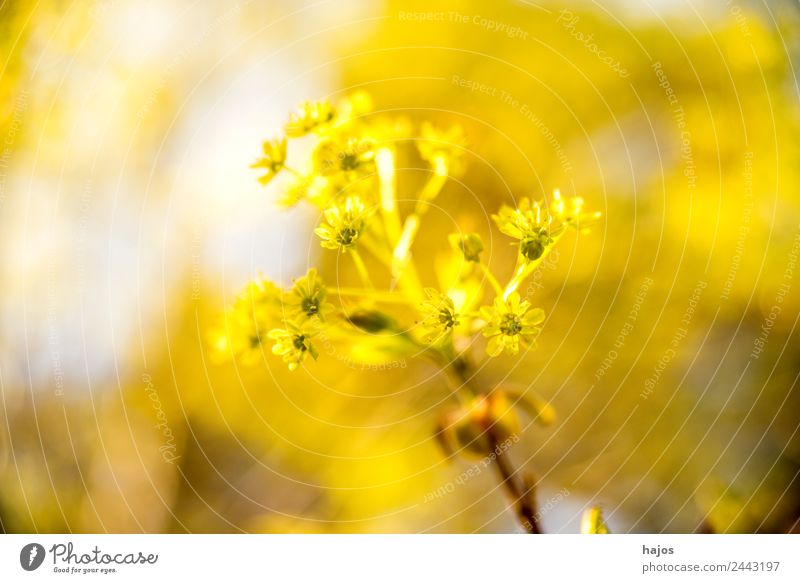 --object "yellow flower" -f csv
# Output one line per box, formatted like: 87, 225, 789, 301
314, 196, 372, 251
285, 100, 335, 137
268, 319, 320, 372
418, 288, 460, 344
417, 122, 468, 175
212, 278, 284, 365
251, 138, 287, 186
480, 292, 545, 356
335, 91, 373, 125
492, 198, 554, 261
361, 114, 413, 143
312, 135, 375, 177
211, 319, 263, 365
276, 174, 312, 208
238, 277, 284, 318
286, 268, 333, 320
493, 197, 548, 238
550, 188, 601, 229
